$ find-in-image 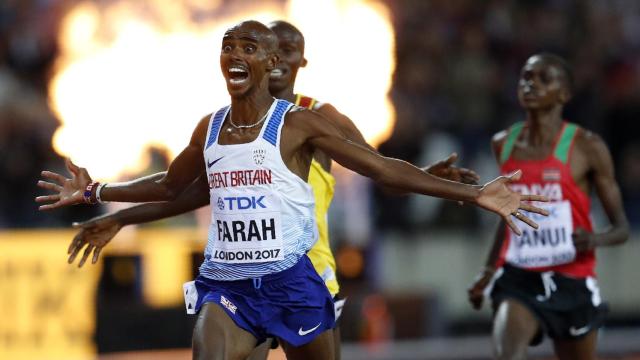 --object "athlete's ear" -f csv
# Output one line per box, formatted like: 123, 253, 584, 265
267, 53, 279, 71
559, 86, 572, 104
300, 57, 308, 68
